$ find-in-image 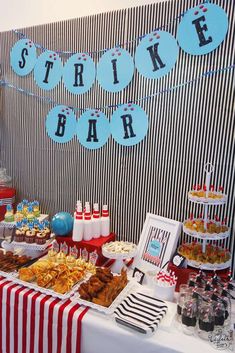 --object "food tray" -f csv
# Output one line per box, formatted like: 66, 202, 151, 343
188, 192, 227, 205
71, 277, 135, 315
183, 223, 230, 240
9, 272, 89, 300
1, 253, 91, 299
5, 234, 55, 251
187, 259, 231, 271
